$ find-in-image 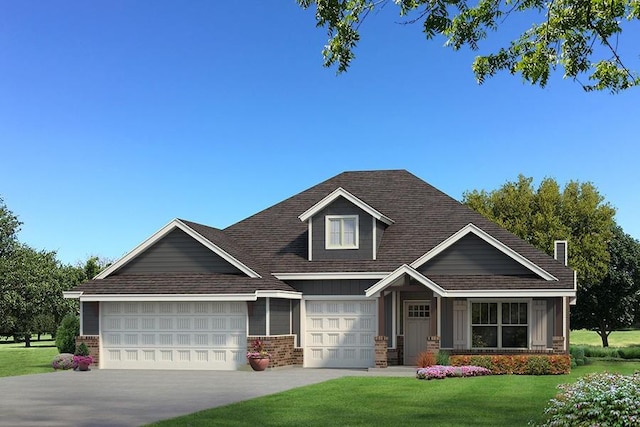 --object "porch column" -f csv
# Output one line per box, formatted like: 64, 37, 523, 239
375, 295, 388, 368
377, 295, 385, 336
